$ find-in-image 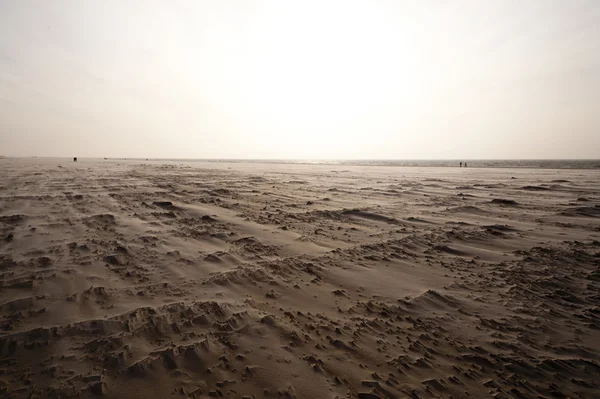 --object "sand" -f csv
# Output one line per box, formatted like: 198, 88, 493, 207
0, 158, 599, 399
